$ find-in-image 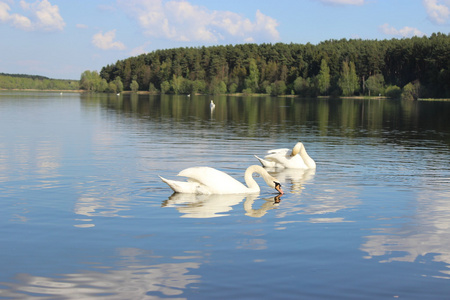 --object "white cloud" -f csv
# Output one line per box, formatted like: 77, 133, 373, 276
117, 0, 280, 43
0, 2, 11, 22
379, 23, 425, 38
10, 12, 32, 30
130, 44, 149, 56
423, 0, 450, 24
0, 0, 64, 31
317, 0, 365, 5
92, 30, 126, 50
